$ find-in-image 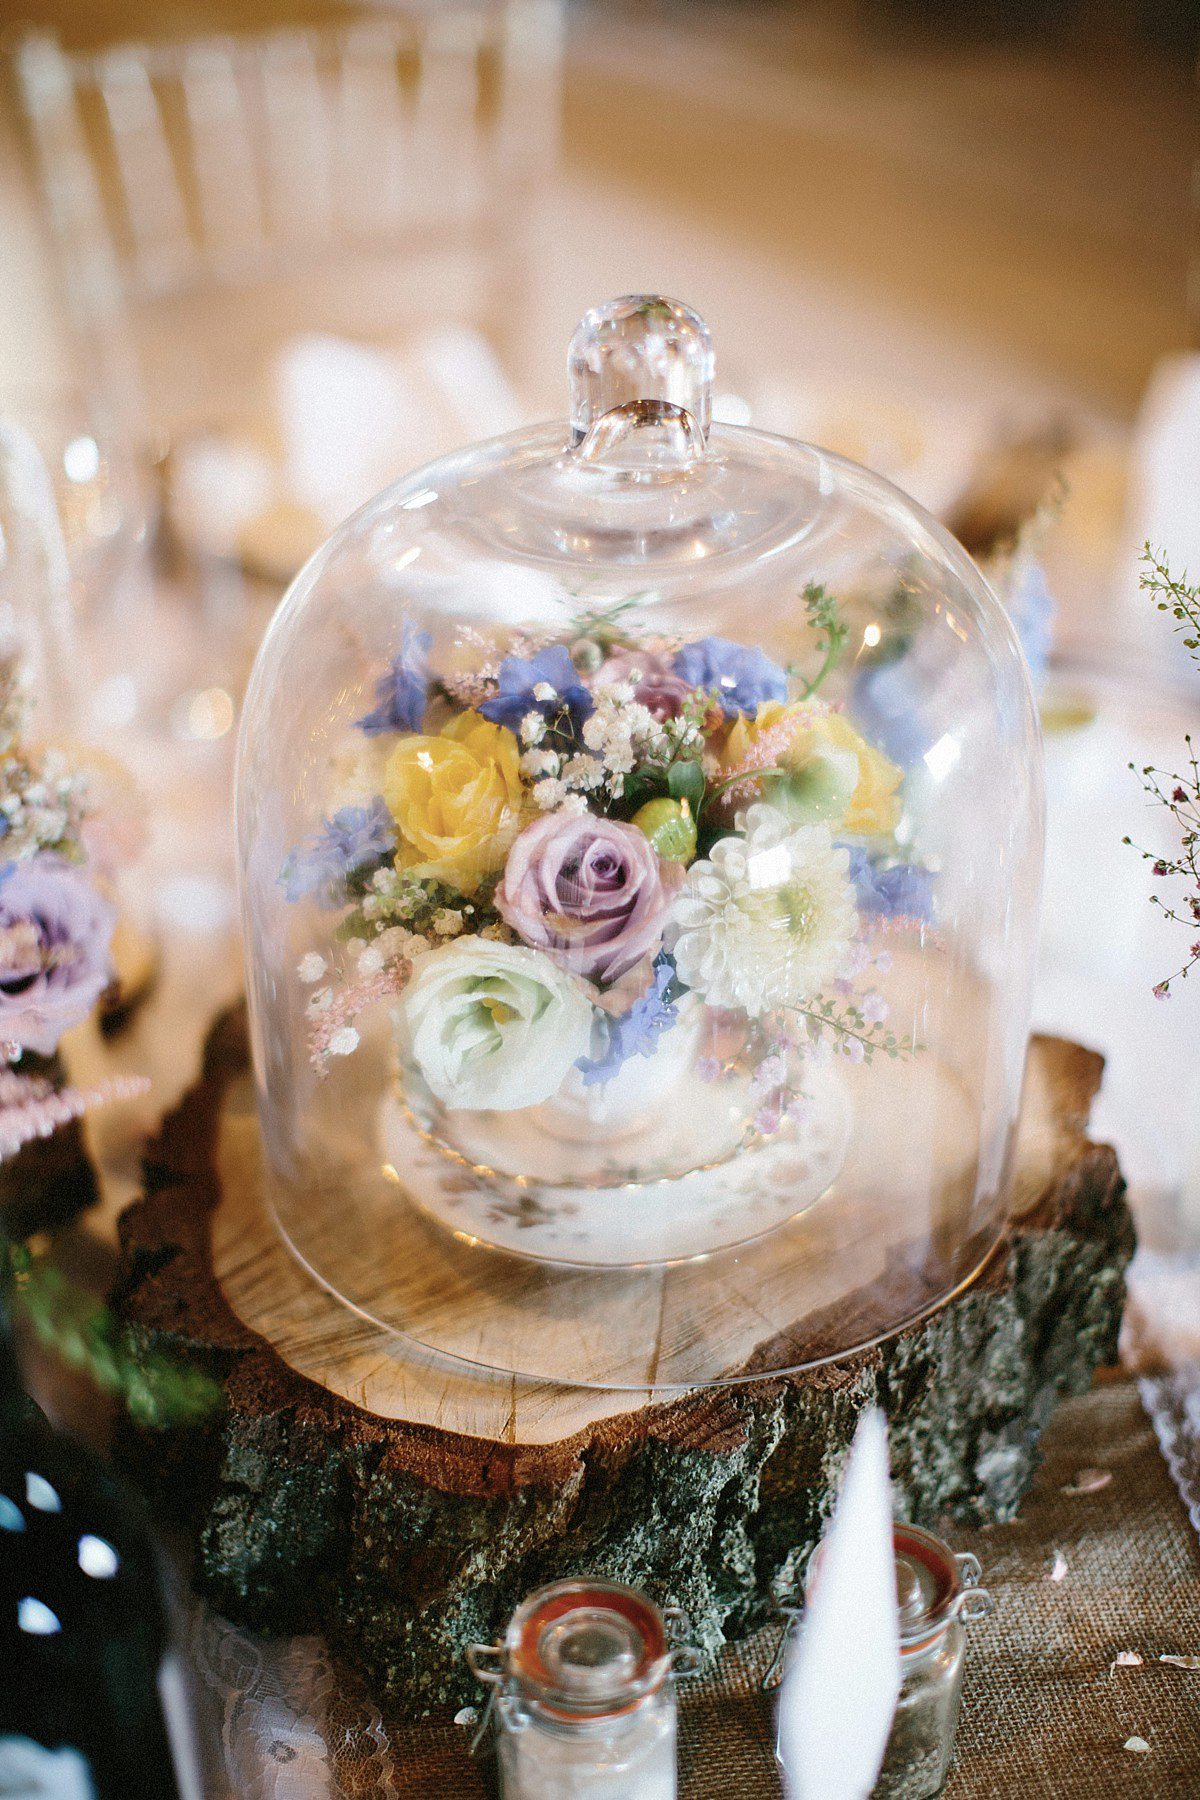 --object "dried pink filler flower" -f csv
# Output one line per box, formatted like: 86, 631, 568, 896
715, 715, 807, 807
308, 961, 412, 1075
0, 1070, 149, 1160
440, 669, 499, 710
